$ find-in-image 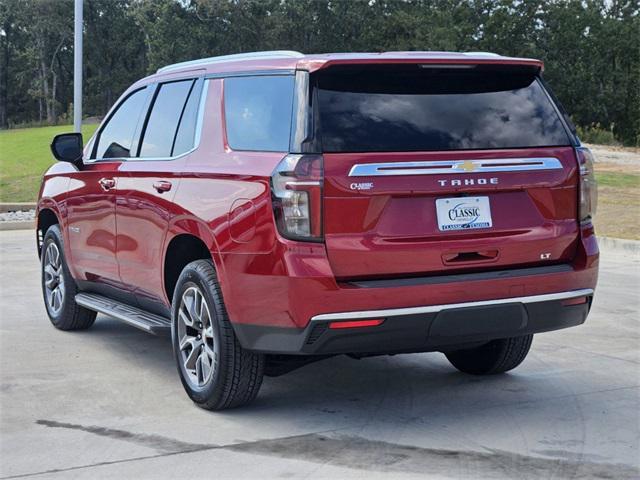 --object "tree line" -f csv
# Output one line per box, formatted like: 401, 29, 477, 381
1, 0, 638, 145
